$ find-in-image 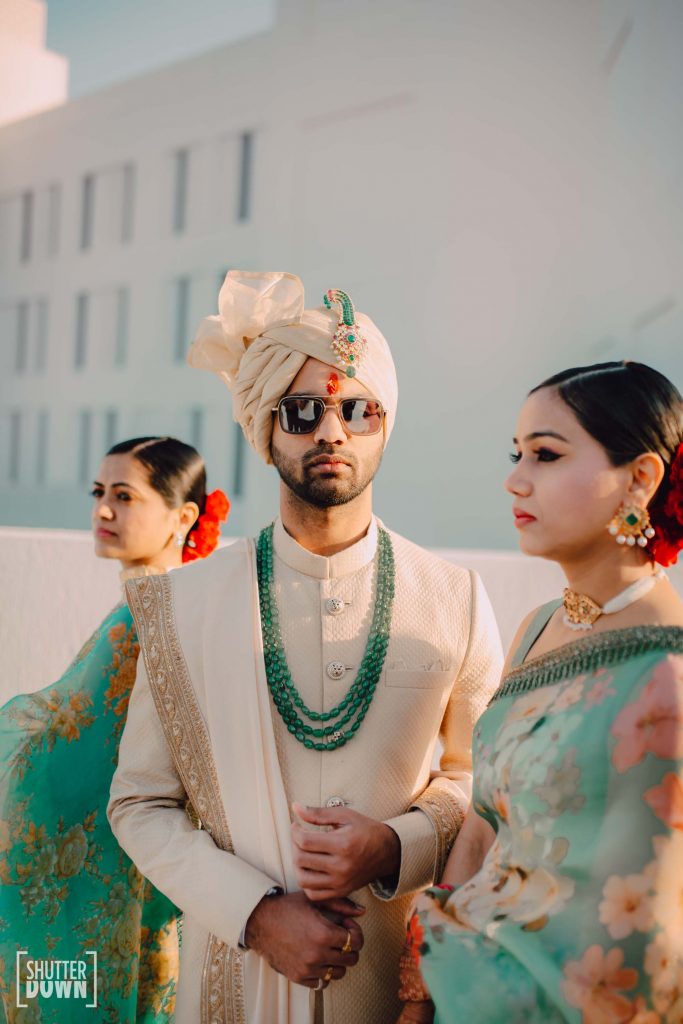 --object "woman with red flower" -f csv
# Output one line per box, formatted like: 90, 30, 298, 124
0, 436, 229, 1022
184, 488, 231, 562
